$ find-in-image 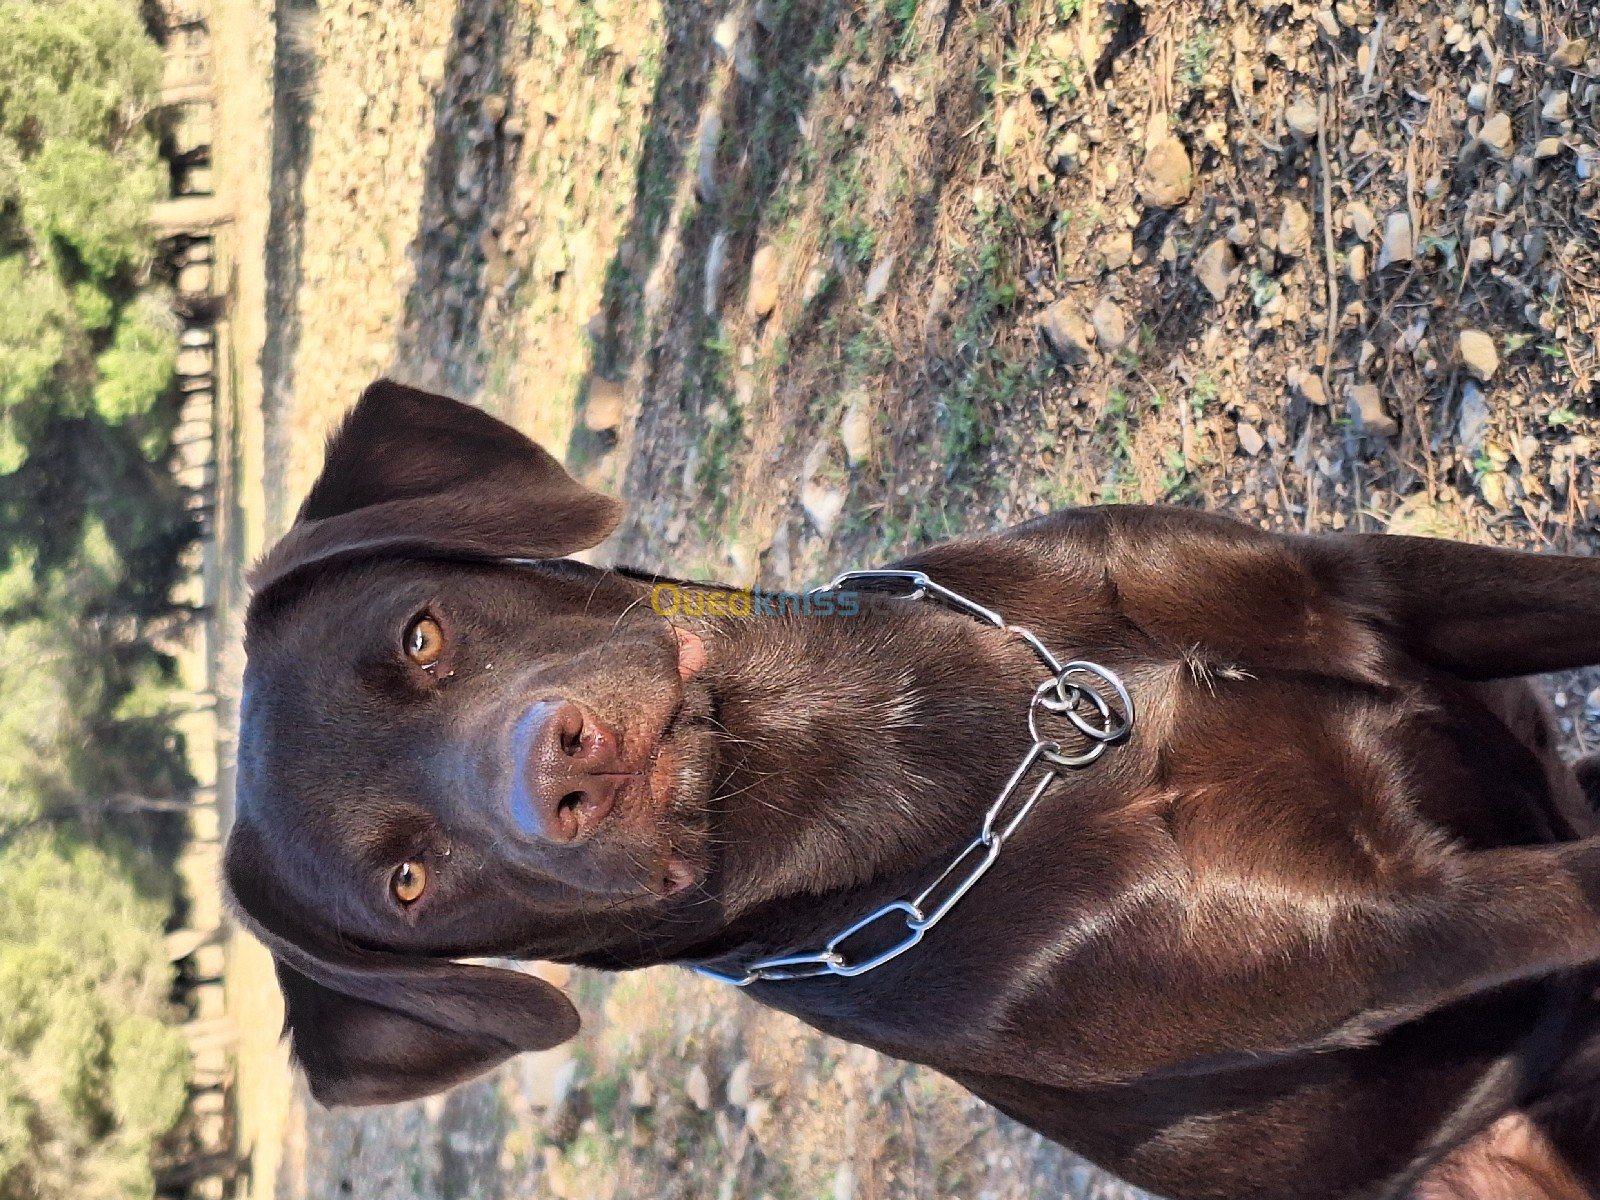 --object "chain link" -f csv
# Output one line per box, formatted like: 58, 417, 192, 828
694, 569, 1135, 987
